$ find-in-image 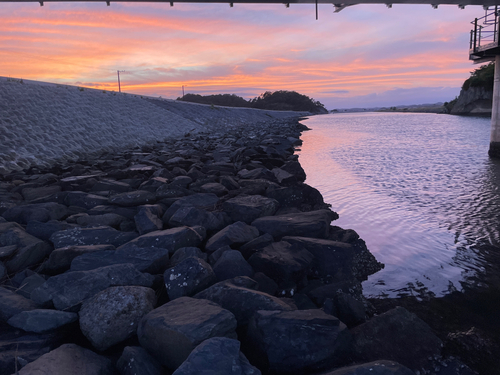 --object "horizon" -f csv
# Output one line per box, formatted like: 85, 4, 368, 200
0, 2, 487, 109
